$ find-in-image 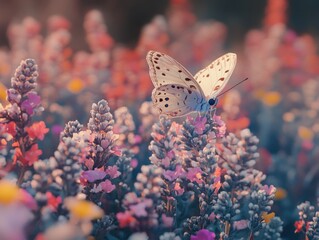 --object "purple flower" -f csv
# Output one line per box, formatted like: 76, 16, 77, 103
21, 92, 41, 115
191, 229, 215, 240
163, 165, 185, 181
186, 167, 204, 184
82, 169, 106, 182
